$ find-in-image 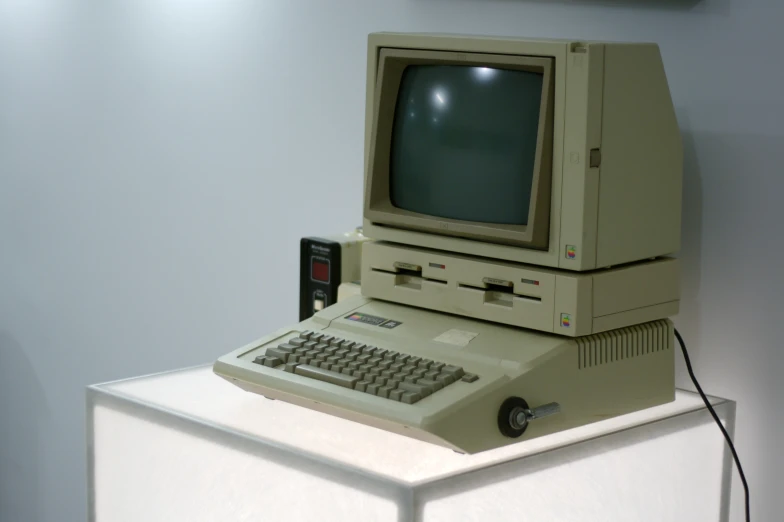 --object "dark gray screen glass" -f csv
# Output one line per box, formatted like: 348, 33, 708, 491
390, 65, 543, 225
